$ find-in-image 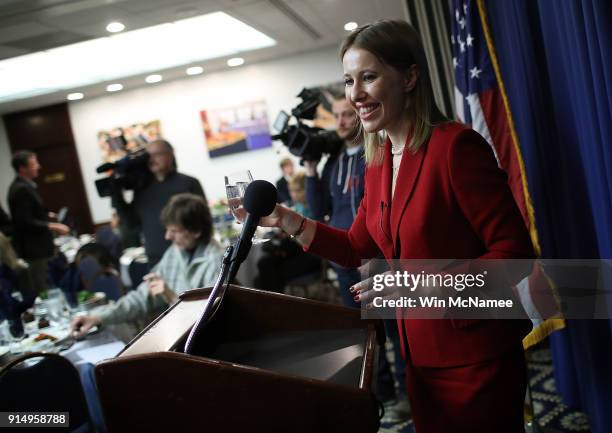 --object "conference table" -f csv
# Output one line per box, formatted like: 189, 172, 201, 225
0, 297, 130, 370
